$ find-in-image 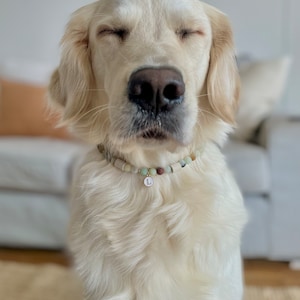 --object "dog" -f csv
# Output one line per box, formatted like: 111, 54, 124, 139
48, 0, 247, 299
